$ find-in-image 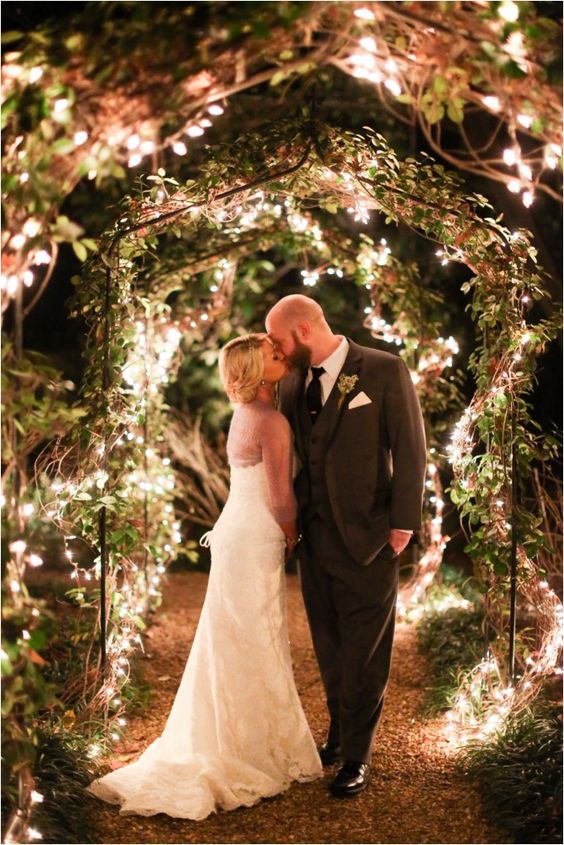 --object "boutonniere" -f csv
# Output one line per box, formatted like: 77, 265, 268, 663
337, 374, 359, 409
